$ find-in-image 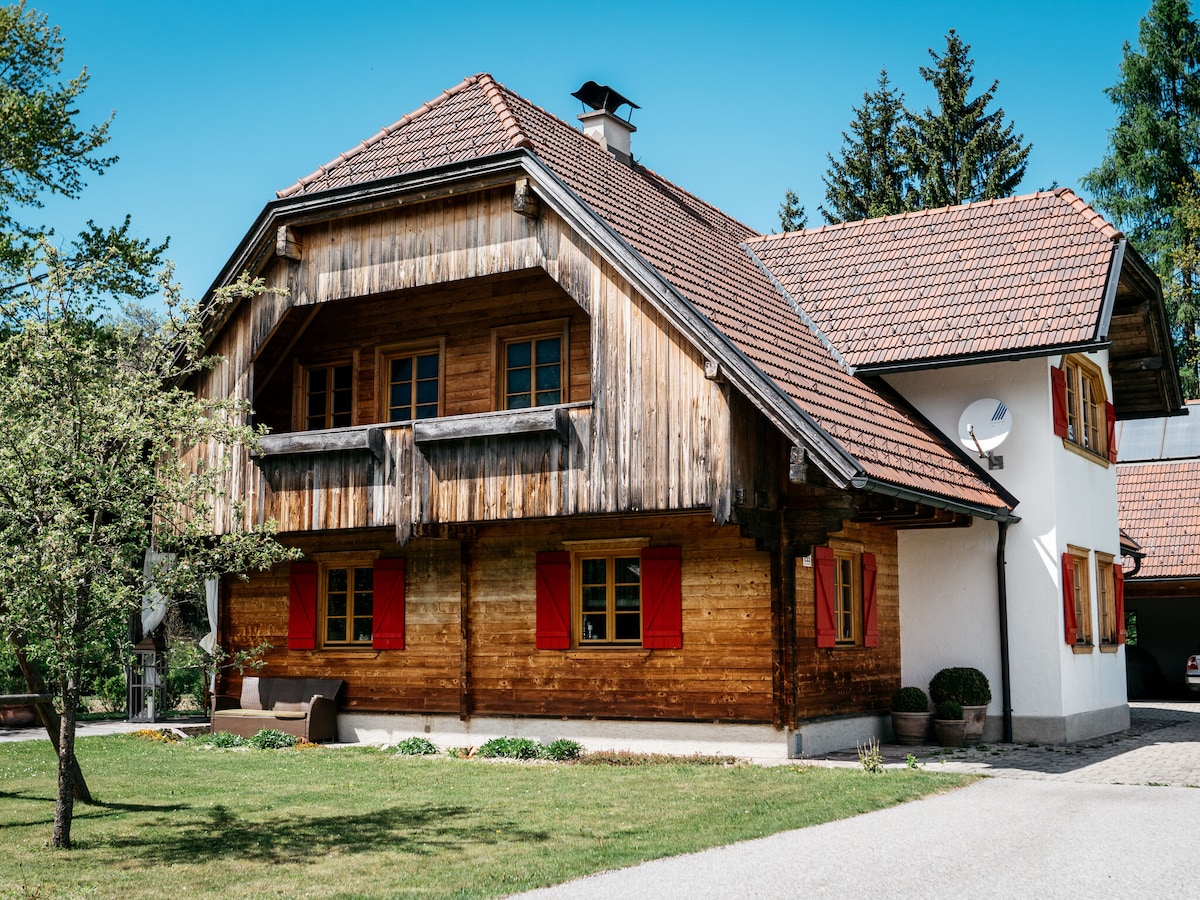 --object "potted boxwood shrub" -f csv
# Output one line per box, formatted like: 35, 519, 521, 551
929, 667, 991, 745
933, 699, 966, 747
890, 686, 931, 745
